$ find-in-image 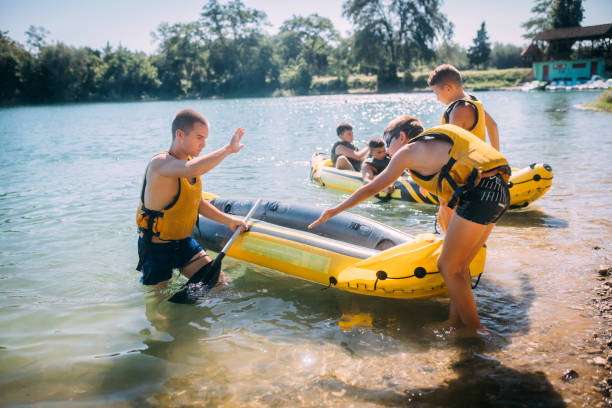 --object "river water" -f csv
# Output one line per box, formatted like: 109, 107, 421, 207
0, 90, 610, 407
